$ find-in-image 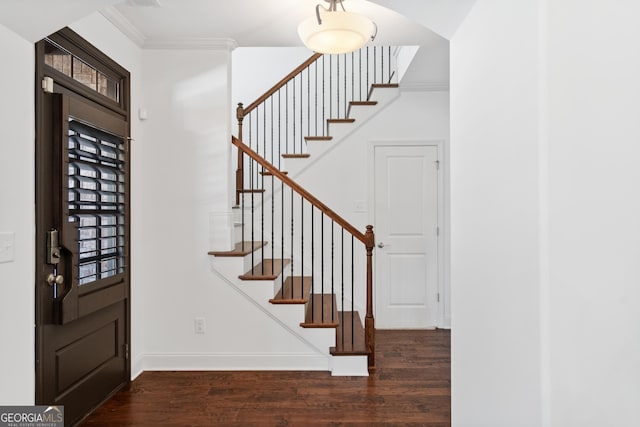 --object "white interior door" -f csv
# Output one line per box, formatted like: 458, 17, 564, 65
374, 144, 439, 328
